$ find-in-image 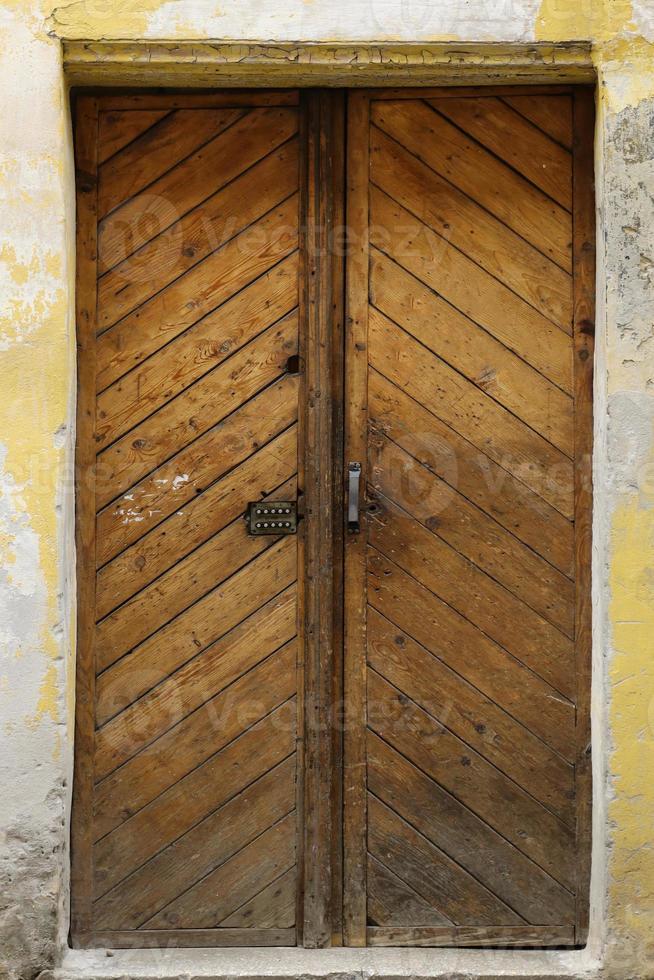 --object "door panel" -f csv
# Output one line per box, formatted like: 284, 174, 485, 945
73, 92, 304, 947
343, 89, 594, 948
